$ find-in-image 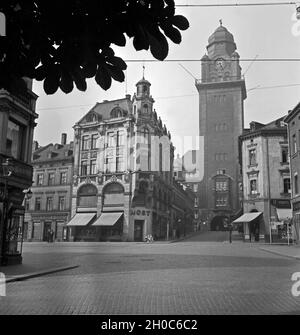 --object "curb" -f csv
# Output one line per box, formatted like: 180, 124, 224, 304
259, 247, 300, 261
5, 265, 79, 283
